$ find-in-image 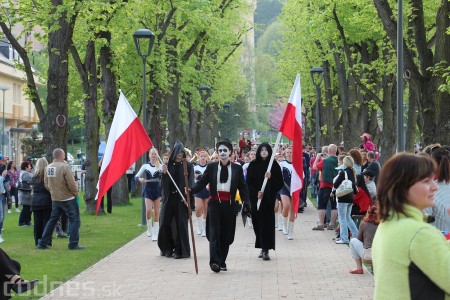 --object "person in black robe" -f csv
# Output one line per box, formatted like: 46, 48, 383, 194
158, 141, 194, 259
0, 247, 38, 299
246, 142, 283, 261
189, 139, 250, 273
